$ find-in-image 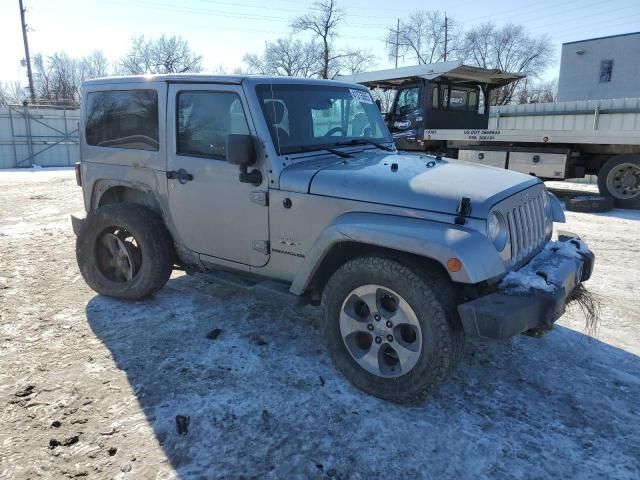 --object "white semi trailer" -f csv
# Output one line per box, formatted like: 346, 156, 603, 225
342, 63, 640, 209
